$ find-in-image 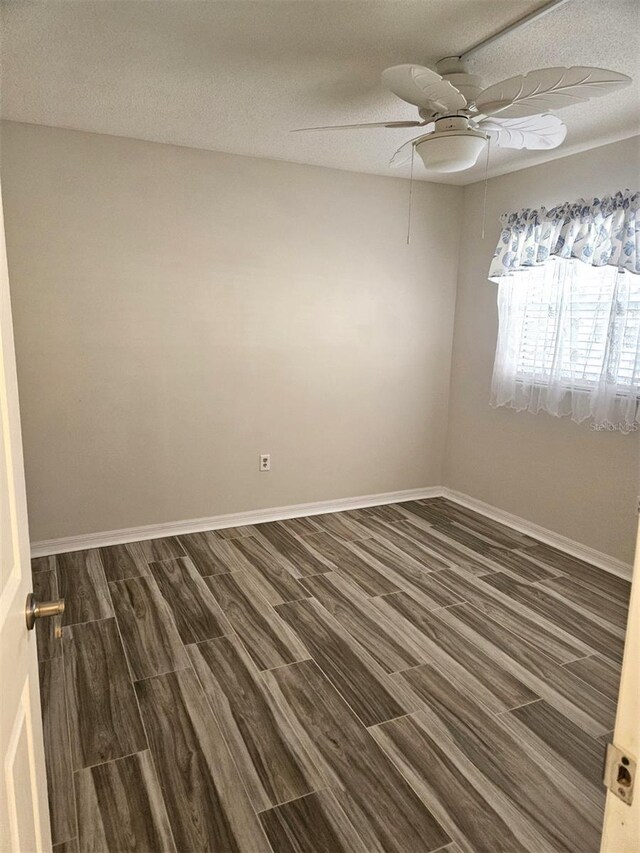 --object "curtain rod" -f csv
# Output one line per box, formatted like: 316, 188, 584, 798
459, 0, 573, 61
